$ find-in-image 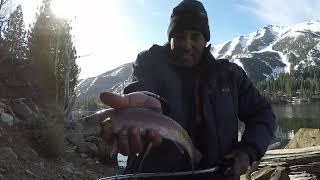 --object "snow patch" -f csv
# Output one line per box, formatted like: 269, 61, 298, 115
233, 58, 245, 71
245, 32, 256, 49
211, 44, 224, 58
85, 76, 99, 93
272, 67, 285, 76
276, 51, 290, 73
110, 67, 124, 76
77, 79, 86, 87
263, 73, 270, 79
239, 36, 248, 49
255, 28, 266, 39
224, 37, 240, 58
